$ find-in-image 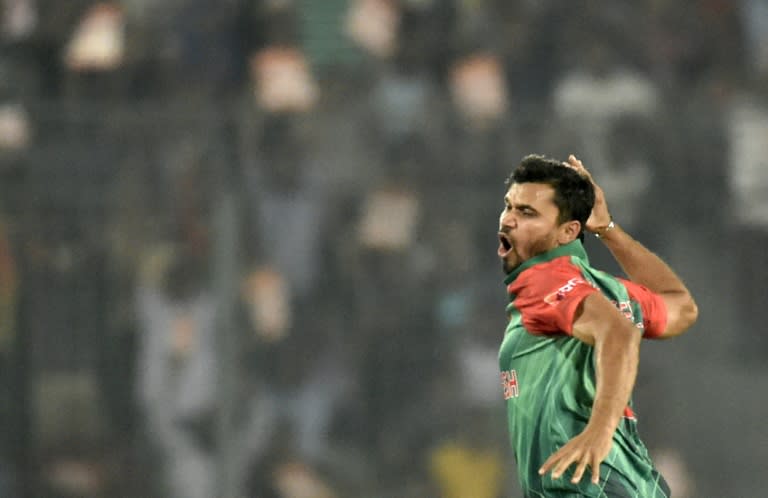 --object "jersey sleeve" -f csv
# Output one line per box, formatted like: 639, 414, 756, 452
508, 257, 599, 335
618, 278, 668, 339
